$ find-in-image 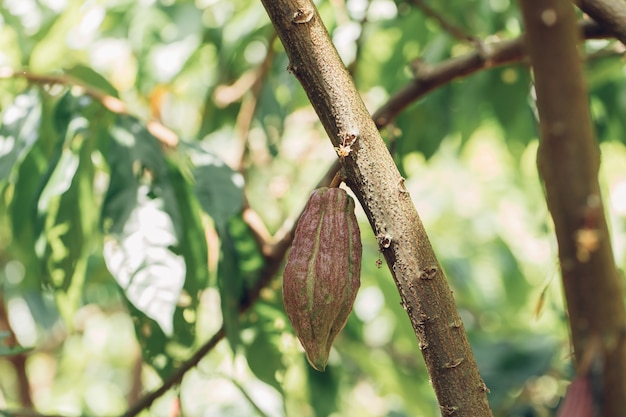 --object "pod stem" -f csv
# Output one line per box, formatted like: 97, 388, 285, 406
328, 170, 344, 188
